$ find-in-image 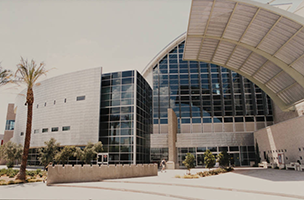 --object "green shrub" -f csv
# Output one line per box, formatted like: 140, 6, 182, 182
26, 171, 36, 177
6, 161, 14, 168
0, 179, 5, 182
6, 168, 19, 178
36, 169, 42, 174
7, 180, 15, 185
38, 172, 43, 178
0, 169, 7, 176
